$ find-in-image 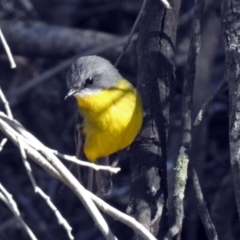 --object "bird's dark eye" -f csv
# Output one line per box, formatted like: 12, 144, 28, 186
85, 78, 93, 86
